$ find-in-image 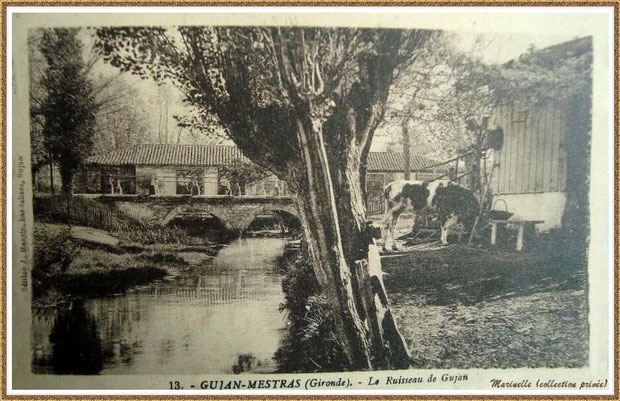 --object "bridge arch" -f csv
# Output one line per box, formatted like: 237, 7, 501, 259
244, 206, 302, 233
158, 200, 300, 233
160, 204, 228, 232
